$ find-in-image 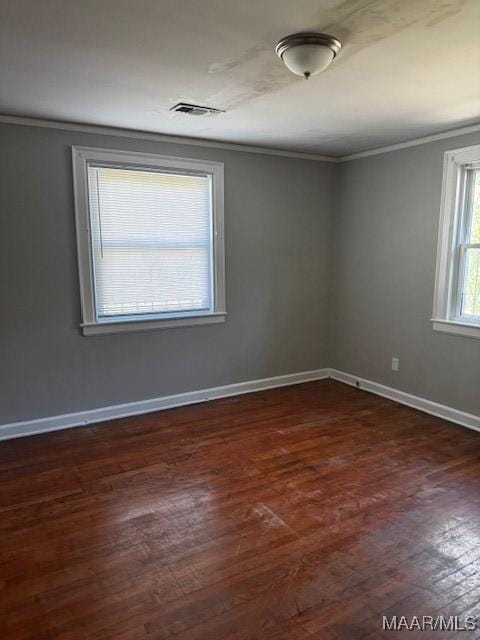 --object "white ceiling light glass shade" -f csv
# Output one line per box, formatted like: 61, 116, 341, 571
282, 44, 333, 77
275, 32, 341, 79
